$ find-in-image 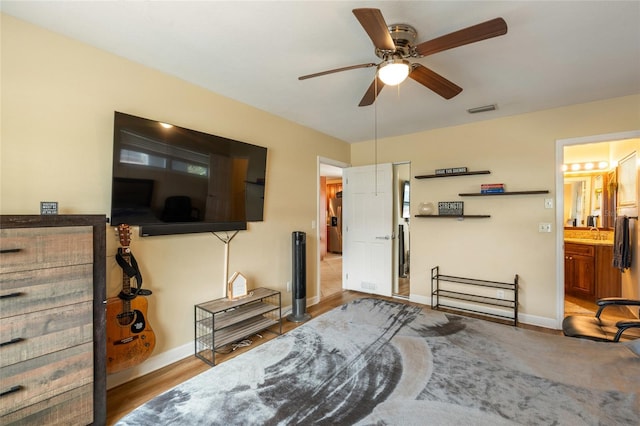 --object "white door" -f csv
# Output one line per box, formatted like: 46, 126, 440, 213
342, 163, 393, 297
